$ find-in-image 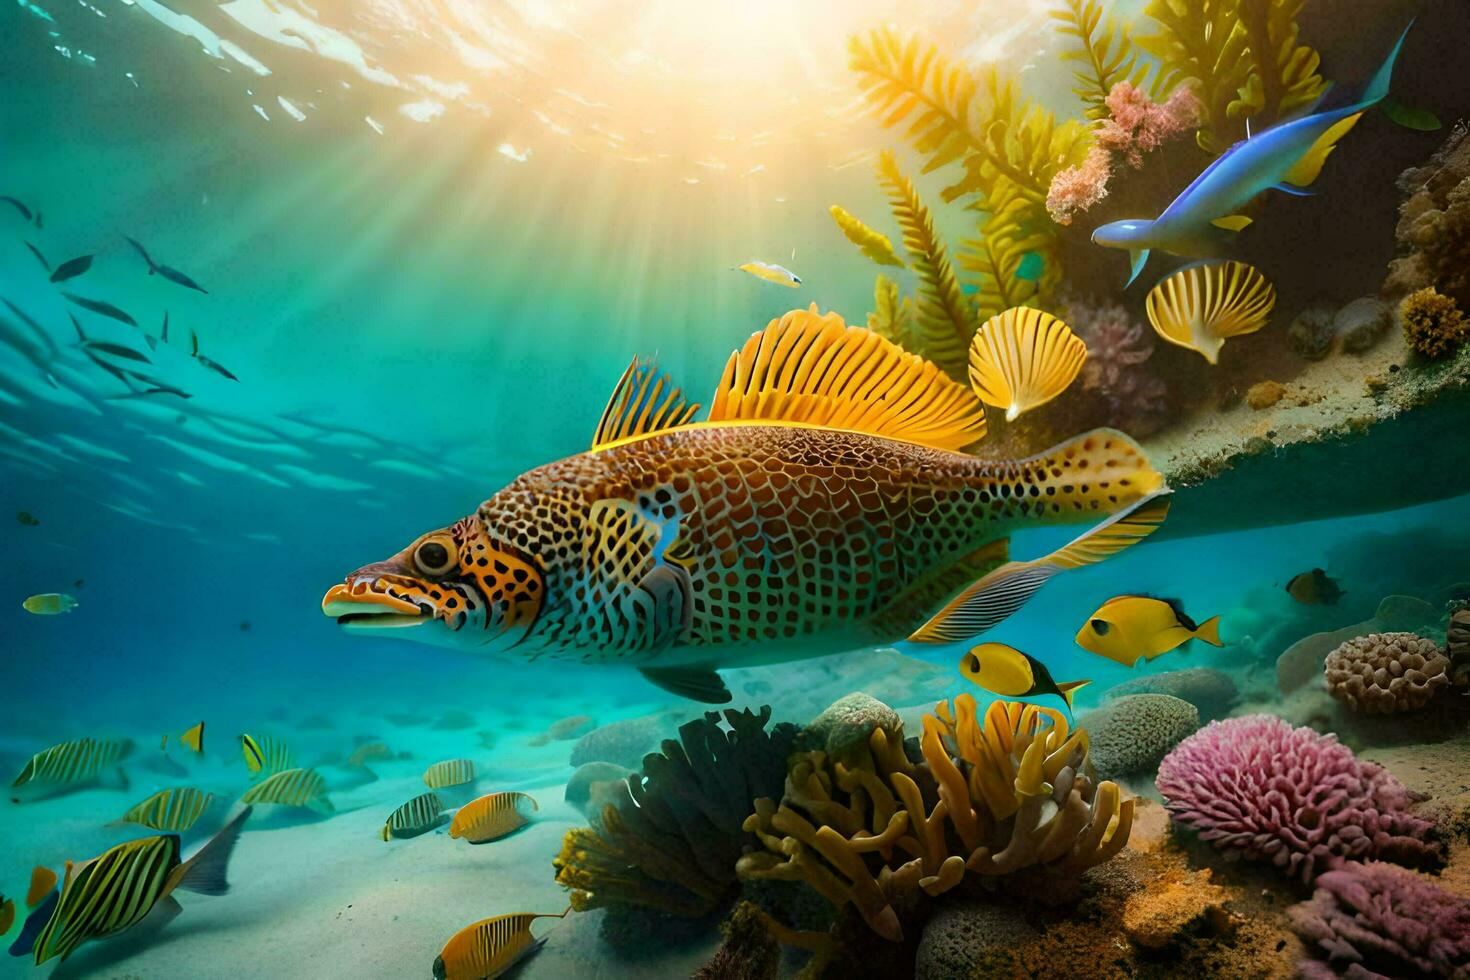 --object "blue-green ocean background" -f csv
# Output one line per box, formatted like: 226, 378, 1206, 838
1, 0, 1467, 975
